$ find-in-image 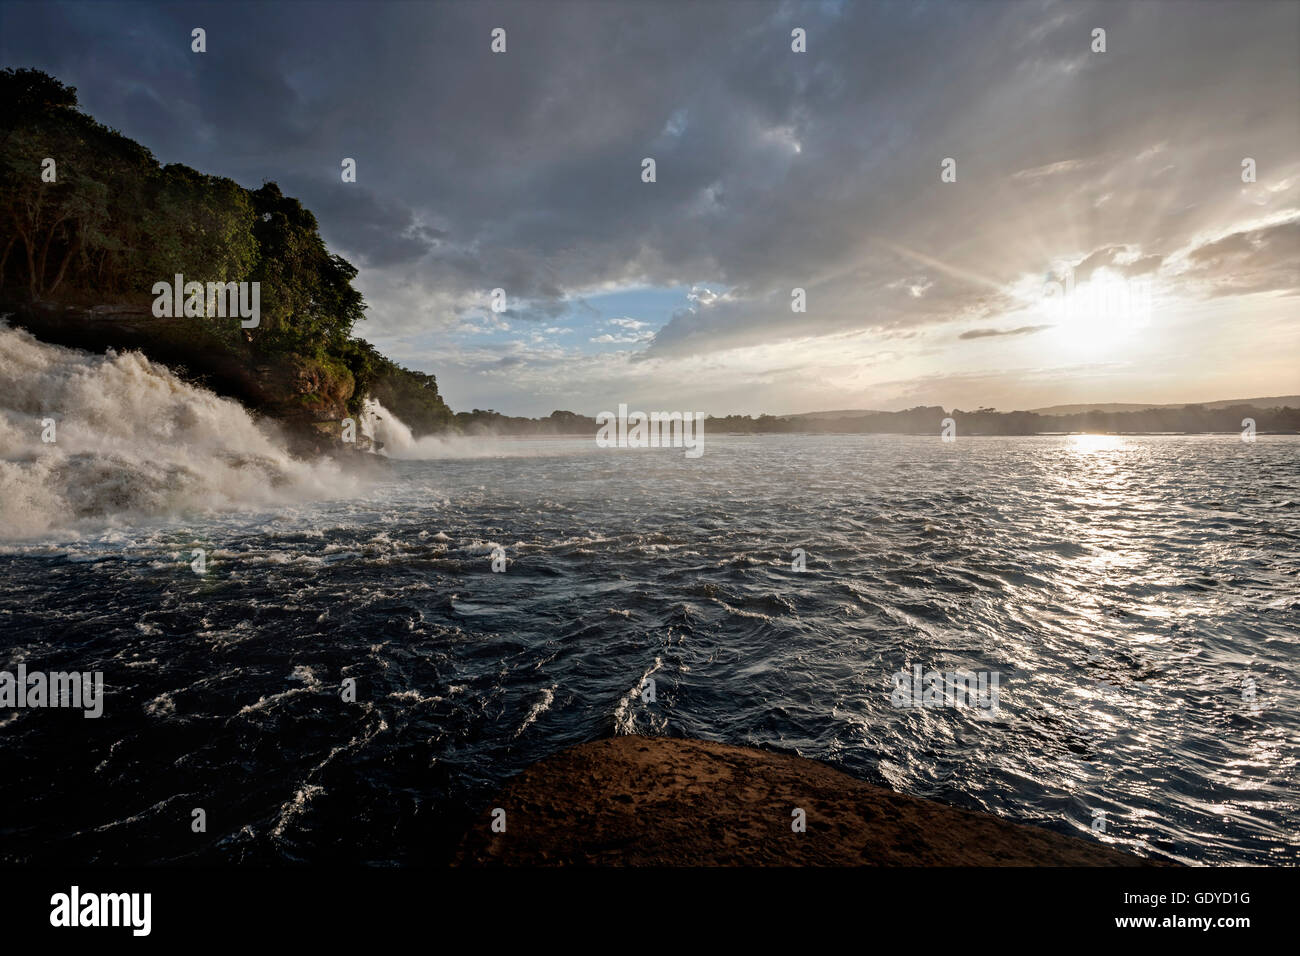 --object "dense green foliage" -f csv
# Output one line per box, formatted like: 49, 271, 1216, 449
332, 336, 456, 433
0, 68, 452, 429
0, 71, 257, 324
